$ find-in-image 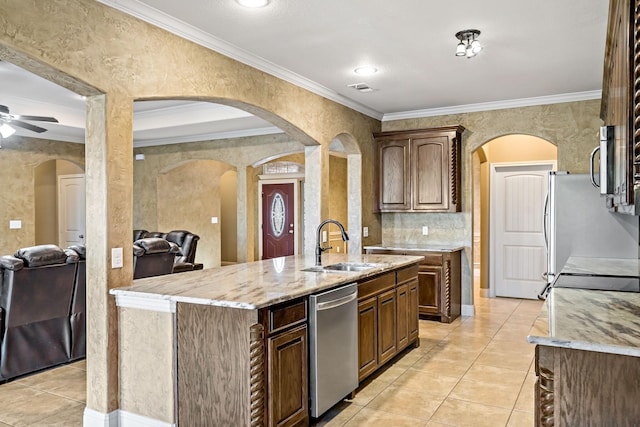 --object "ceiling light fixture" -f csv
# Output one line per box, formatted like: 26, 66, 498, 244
455, 29, 482, 59
354, 66, 378, 76
0, 123, 16, 138
236, 0, 270, 7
